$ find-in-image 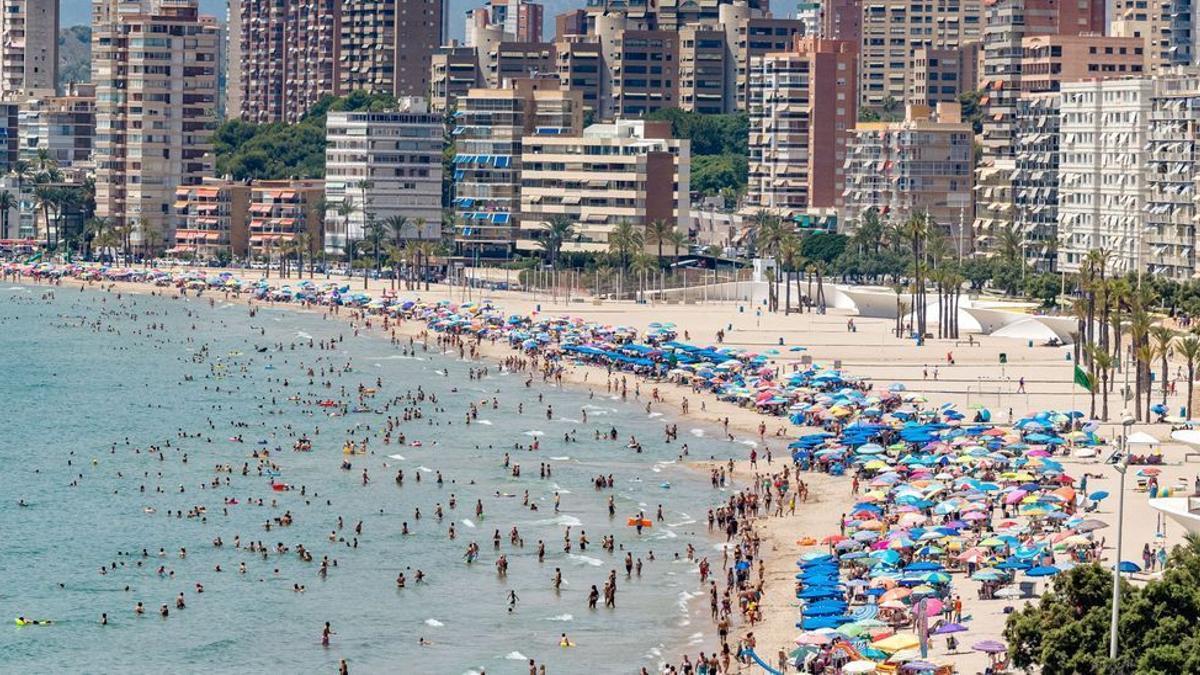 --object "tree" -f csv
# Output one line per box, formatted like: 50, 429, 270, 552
1177, 335, 1200, 419
629, 252, 657, 301
384, 215, 414, 289
0, 189, 12, 240
800, 232, 848, 265
365, 218, 386, 289
645, 219, 674, 269
1006, 535, 1200, 674
534, 215, 575, 269
1151, 325, 1176, 407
